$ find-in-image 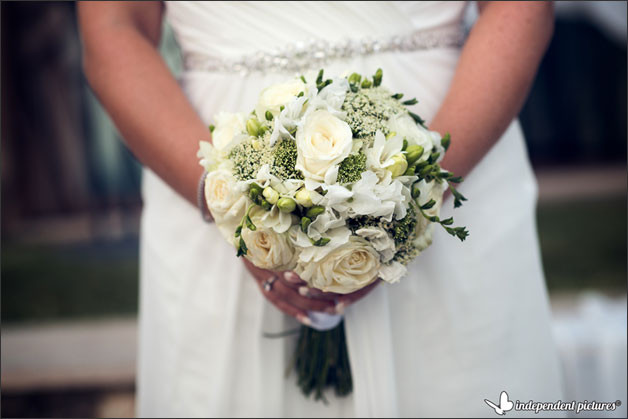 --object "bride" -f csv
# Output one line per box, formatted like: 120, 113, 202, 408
78, 1, 562, 417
